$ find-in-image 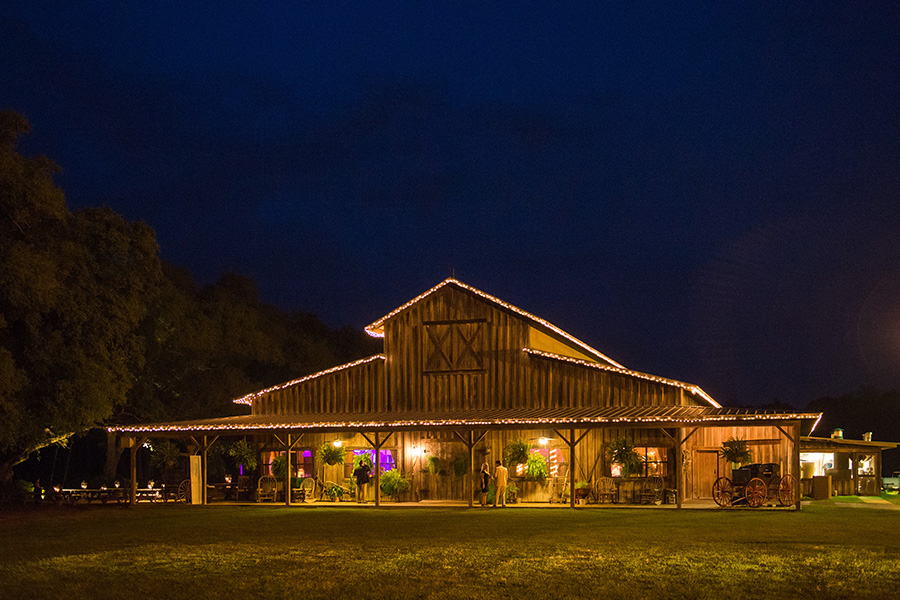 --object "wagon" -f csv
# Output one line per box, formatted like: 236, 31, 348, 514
712, 463, 797, 507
